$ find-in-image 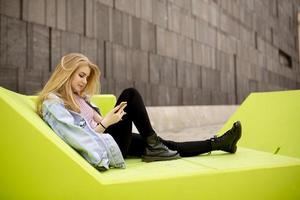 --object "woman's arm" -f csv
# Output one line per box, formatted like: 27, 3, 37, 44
93, 111, 103, 123
94, 104, 127, 133
93, 111, 106, 133
42, 99, 126, 170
